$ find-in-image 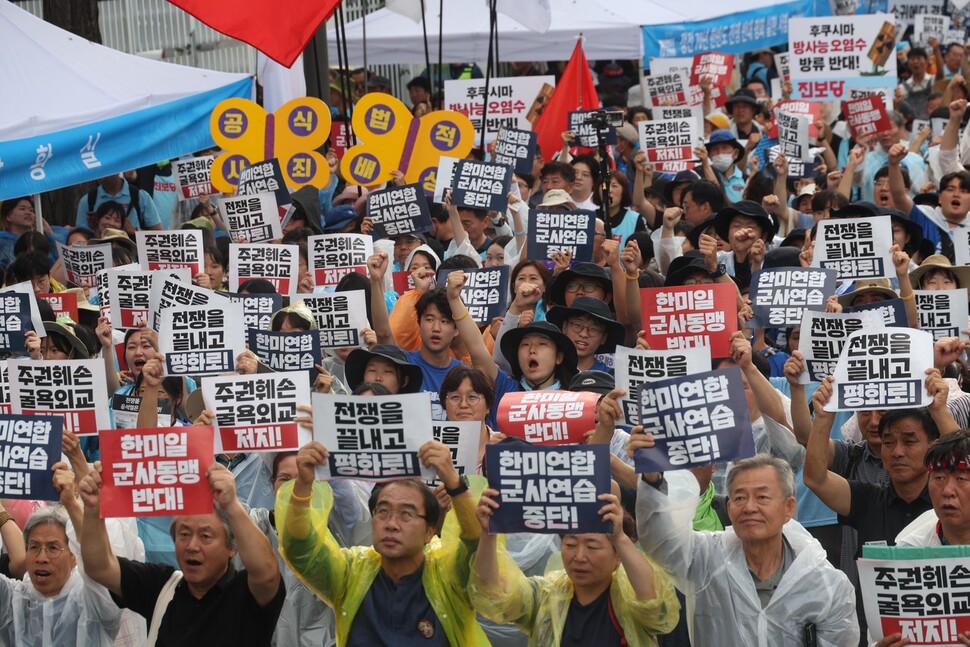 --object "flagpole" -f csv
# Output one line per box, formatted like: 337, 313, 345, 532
479, 0, 498, 154
420, 0, 433, 94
